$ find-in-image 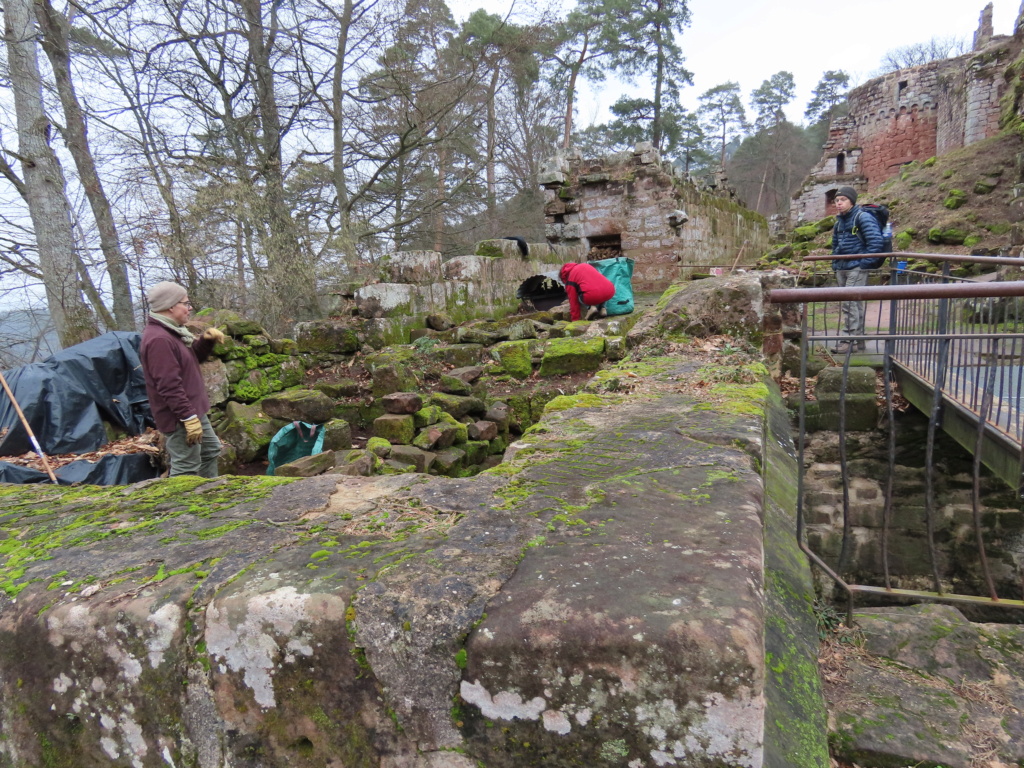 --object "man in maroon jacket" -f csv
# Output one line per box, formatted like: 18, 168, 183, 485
140, 281, 225, 477
559, 262, 616, 321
